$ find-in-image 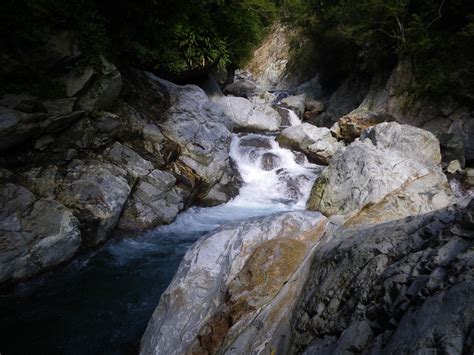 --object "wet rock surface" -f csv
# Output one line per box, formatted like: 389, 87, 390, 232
140, 211, 328, 355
